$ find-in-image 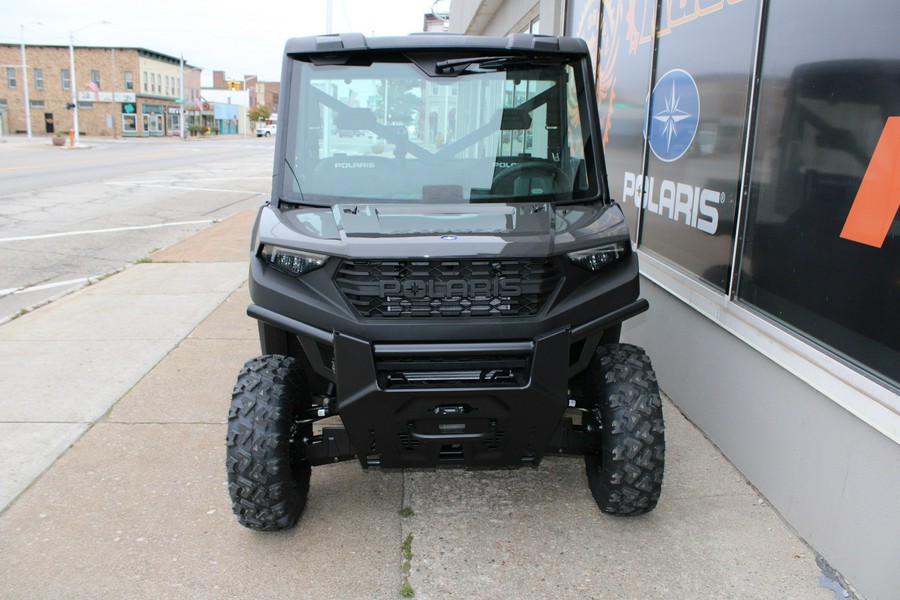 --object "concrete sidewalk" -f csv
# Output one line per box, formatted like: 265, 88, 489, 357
0, 212, 836, 599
